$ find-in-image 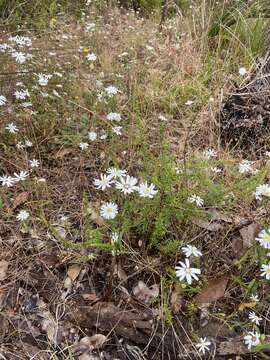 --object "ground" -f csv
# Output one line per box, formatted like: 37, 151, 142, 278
1, 2, 270, 360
